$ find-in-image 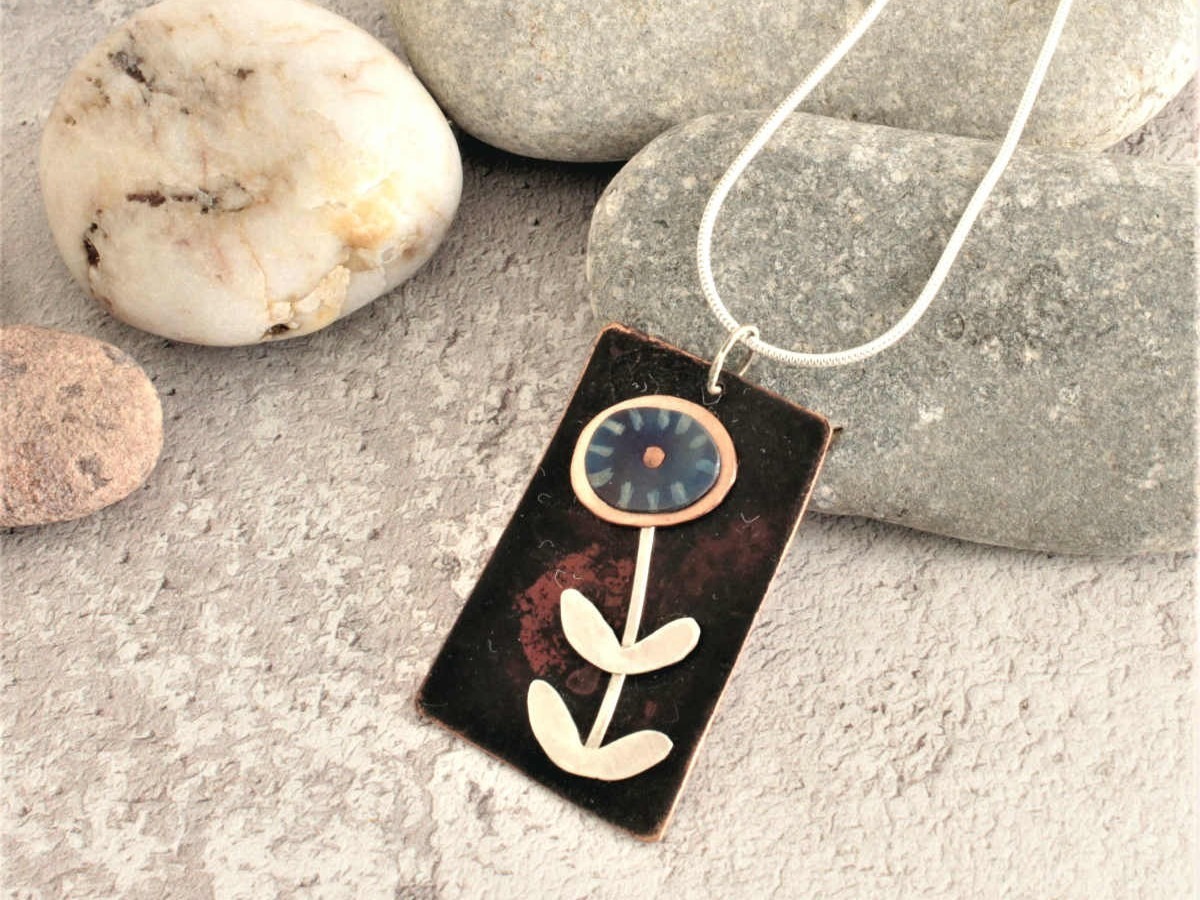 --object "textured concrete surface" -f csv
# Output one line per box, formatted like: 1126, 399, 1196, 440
2, 2, 1195, 898
589, 112, 1195, 554
388, 0, 1198, 161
